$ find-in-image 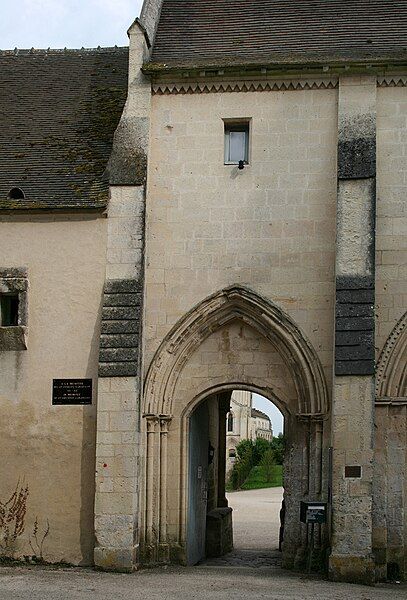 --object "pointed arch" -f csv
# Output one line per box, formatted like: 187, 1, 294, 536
143, 286, 329, 417
376, 311, 407, 398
